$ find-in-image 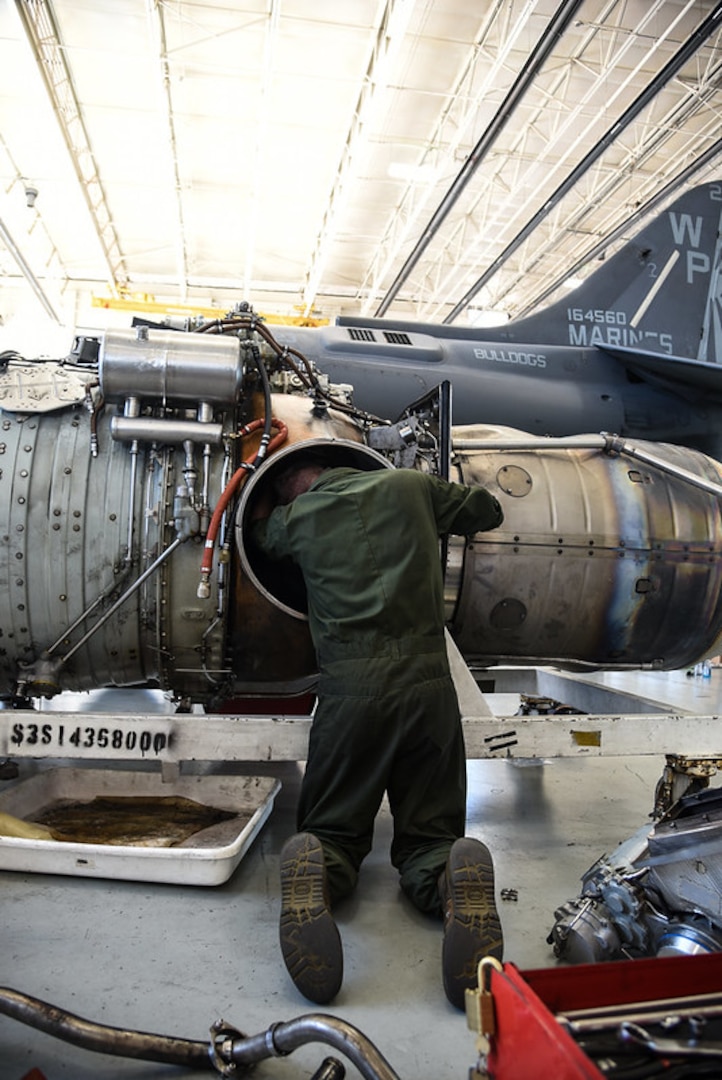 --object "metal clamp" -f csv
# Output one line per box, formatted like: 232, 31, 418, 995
209, 1018, 245, 1076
